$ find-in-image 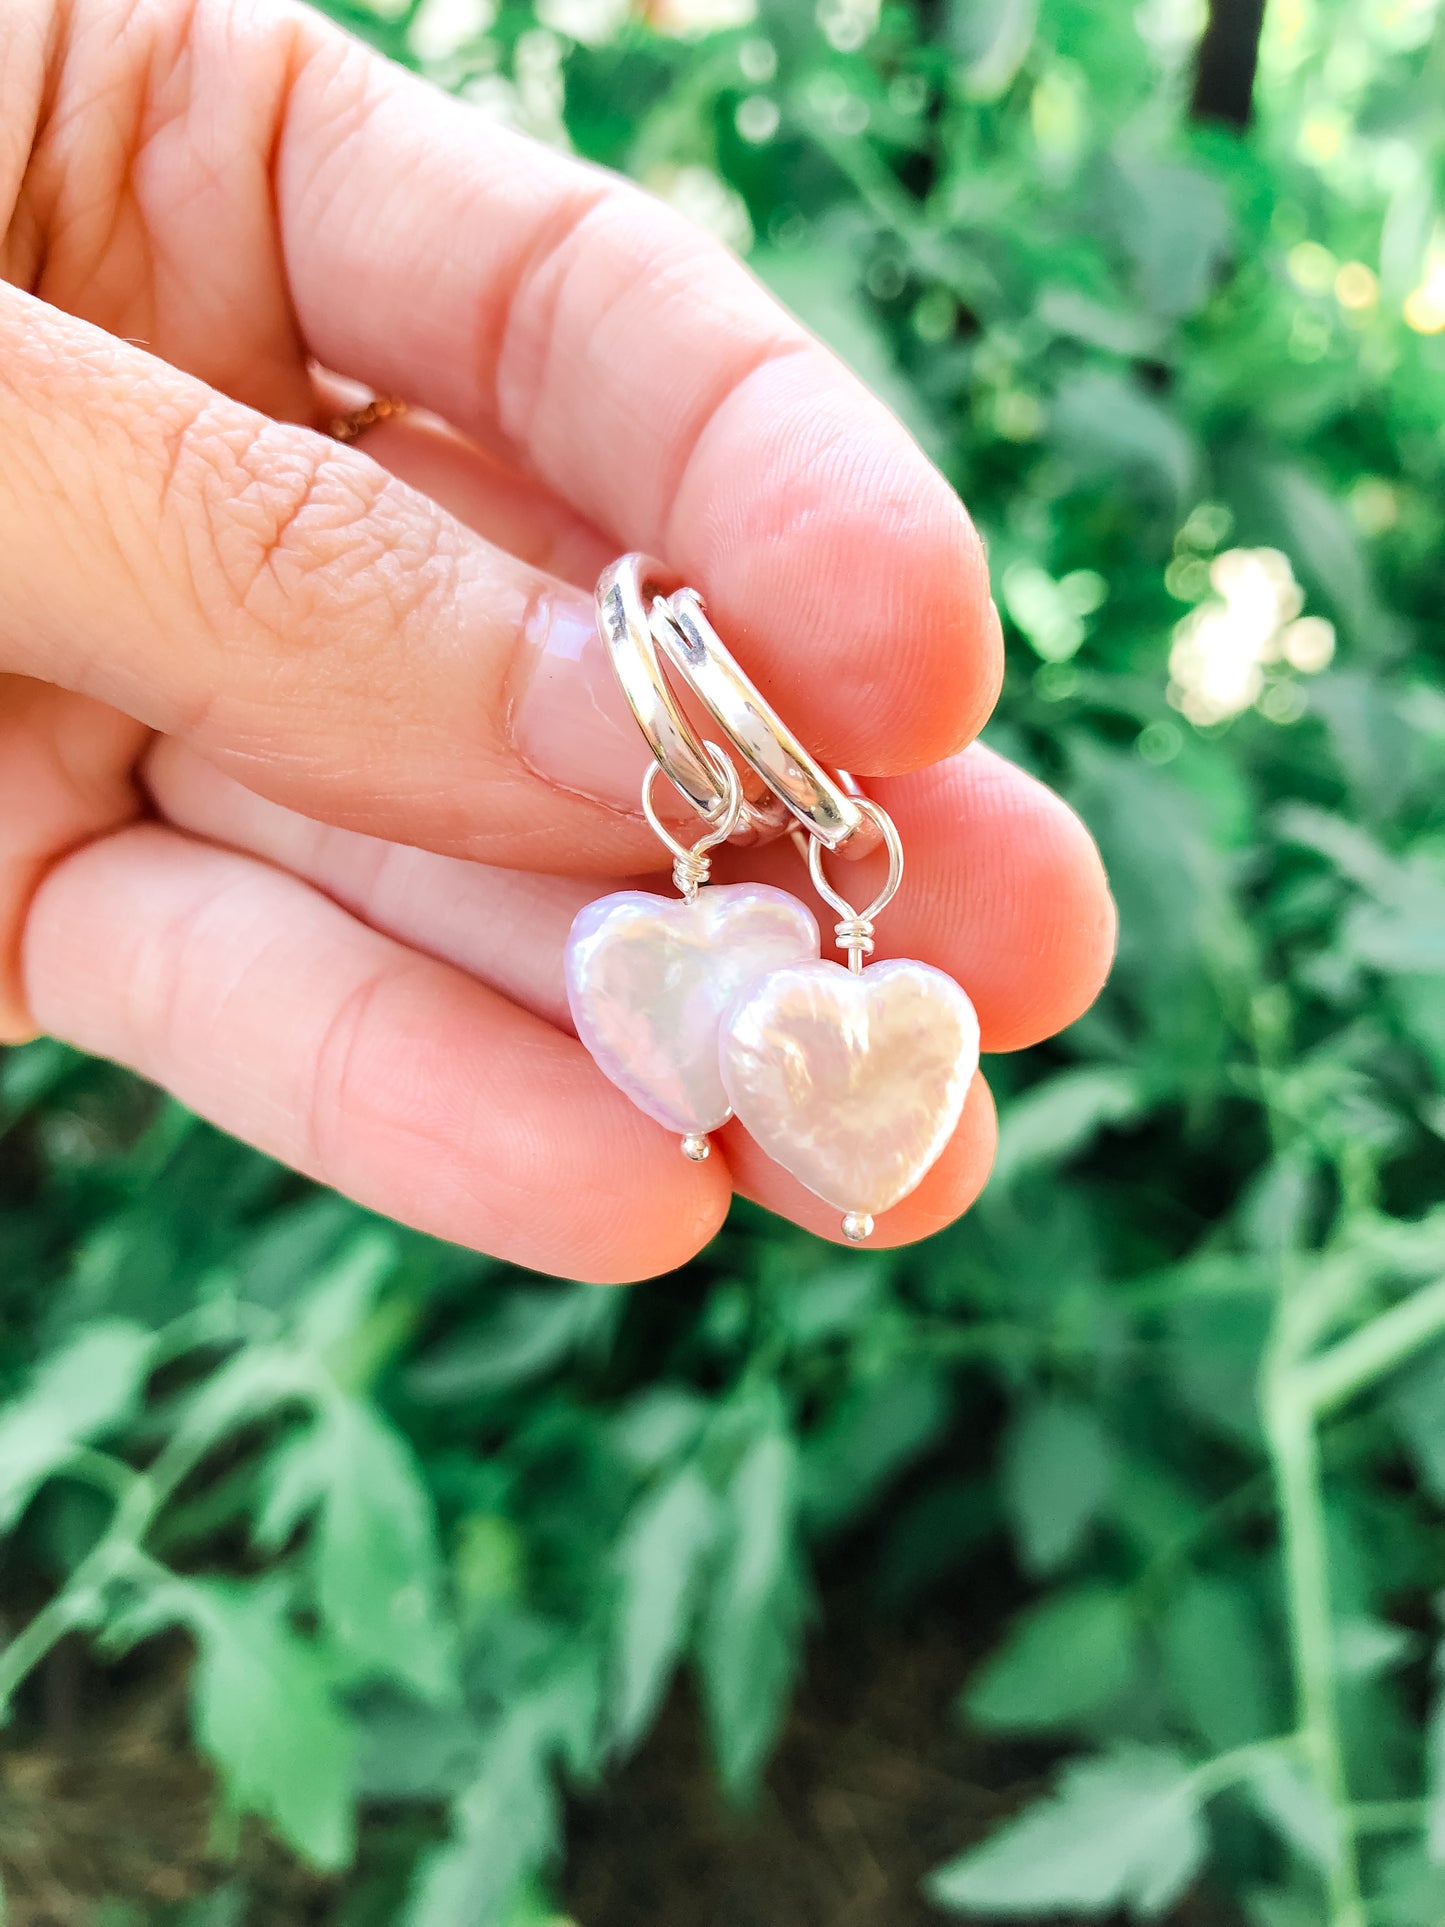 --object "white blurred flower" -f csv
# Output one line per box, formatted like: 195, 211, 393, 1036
1170, 604, 1266, 724
1281, 615, 1337, 672
818, 0, 879, 52
649, 0, 758, 32
735, 94, 780, 143
537, 0, 628, 42
650, 164, 754, 253
1168, 546, 1334, 726
408, 0, 496, 62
